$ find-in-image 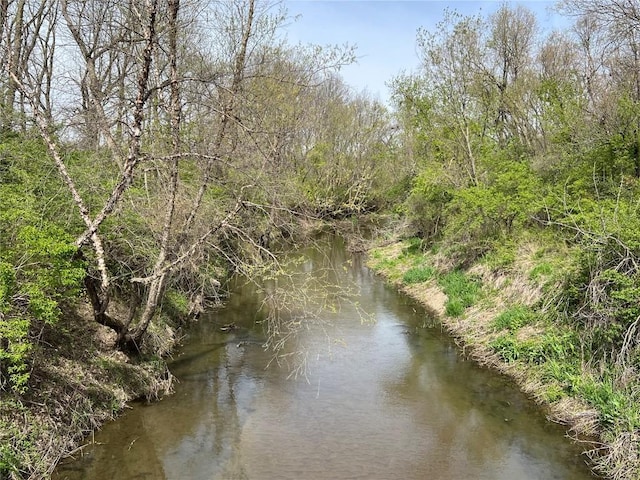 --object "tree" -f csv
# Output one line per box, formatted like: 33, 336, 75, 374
1, 0, 57, 131
562, 0, 640, 178
1, 0, 383, 360
487, 3, 538, 148
415, 9, 491, 187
